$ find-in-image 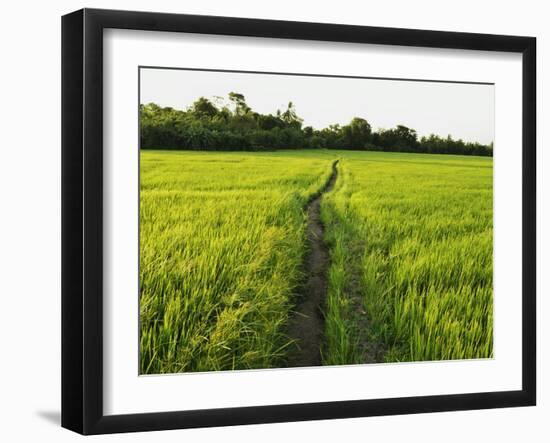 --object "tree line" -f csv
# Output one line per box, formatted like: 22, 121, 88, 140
140, 92, 493, 156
